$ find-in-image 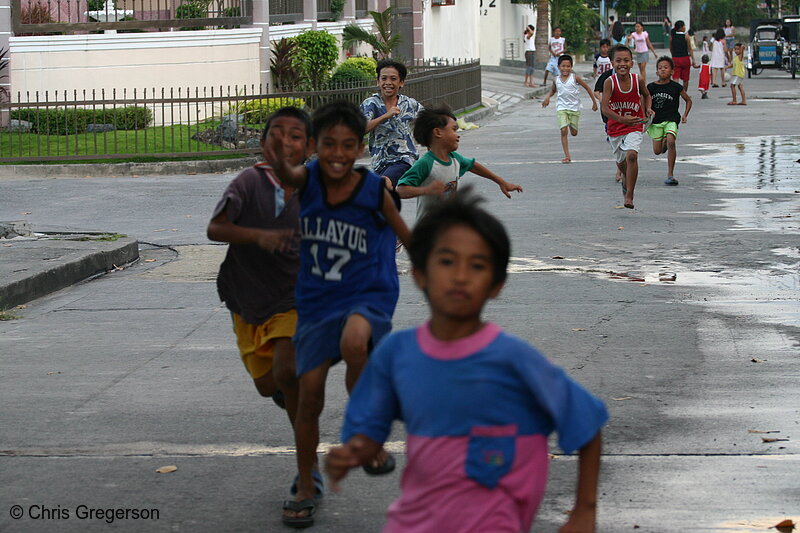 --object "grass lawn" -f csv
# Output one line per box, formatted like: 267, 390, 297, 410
0, 123, 258, 164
